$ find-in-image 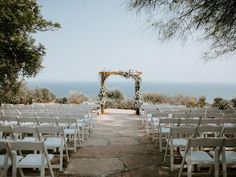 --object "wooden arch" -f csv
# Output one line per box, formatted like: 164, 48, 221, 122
98, 70, 142, 115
